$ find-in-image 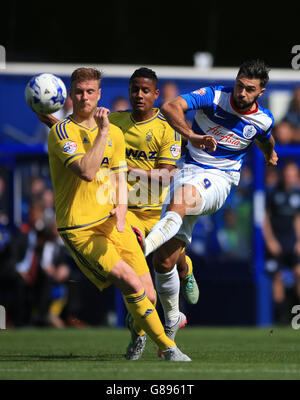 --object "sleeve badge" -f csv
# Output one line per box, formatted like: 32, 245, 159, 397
62, 141, 78, 154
